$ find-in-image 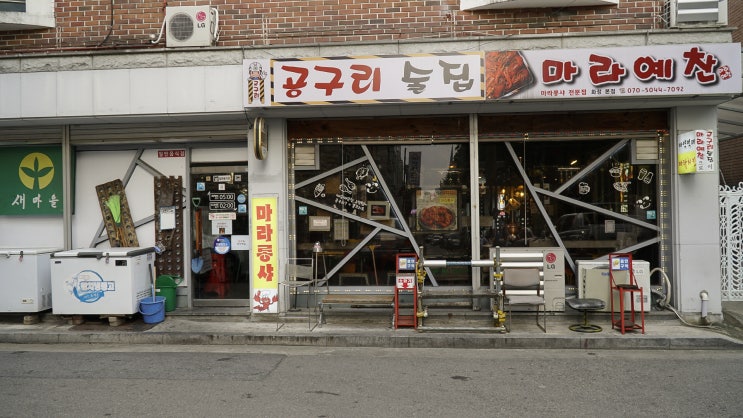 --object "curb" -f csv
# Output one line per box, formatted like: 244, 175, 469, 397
723, 307, 743, 329
0, 329, 741, 350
